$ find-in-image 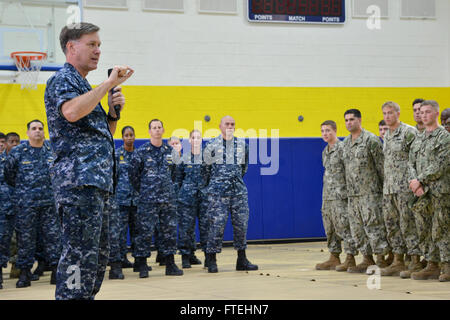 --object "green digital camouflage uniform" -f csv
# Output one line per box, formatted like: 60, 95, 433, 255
408, 126, 450, 263
343, 129, 390, 256
415, 124, 425, 133
383, 122, 421, 256
322, 140, 357, 255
